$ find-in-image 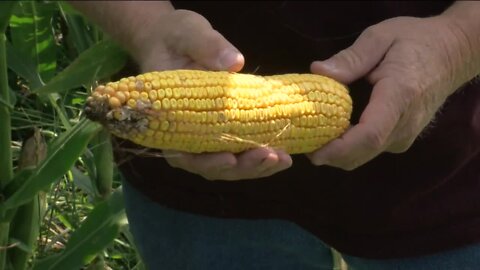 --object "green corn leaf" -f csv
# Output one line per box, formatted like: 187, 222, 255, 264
6, 40, 43, 89
1, 118, 101, 210
9, 197, 40, 270
9, 128, 47, 270
91, 129, 113, 199
77, 148, 100, 199
34, 39, 128, 95
32, 188, 126, 270
9, 1, 57, 83
71, 166, 96, 197
55, 212, 74, 231
0, 6, 14, 192
0, 1, 17, 32
58, 2, 94, 54
0, 86, 15, 110
57, 2, 83, 16
8, 86, 16, 107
